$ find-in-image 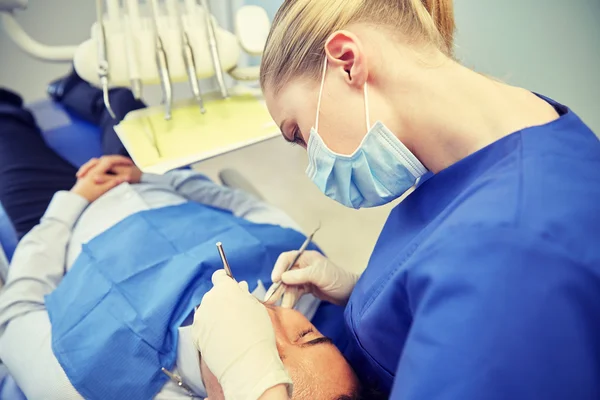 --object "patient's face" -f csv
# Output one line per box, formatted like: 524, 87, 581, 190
200, 305, 357, 400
